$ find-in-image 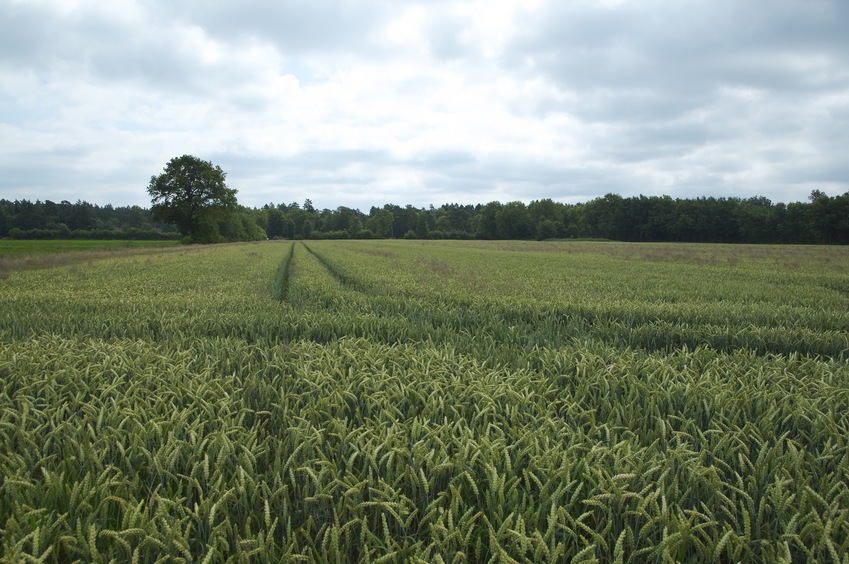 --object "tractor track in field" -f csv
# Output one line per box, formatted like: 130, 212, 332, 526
272, 241, 296, 302
300, 241, 376, 295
